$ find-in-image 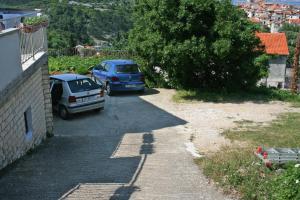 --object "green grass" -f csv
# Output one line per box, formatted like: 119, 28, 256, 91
173, 88, 300, 107
224, 113, 300, 147
196, 113, 300, 200
196, 147, 273, 199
